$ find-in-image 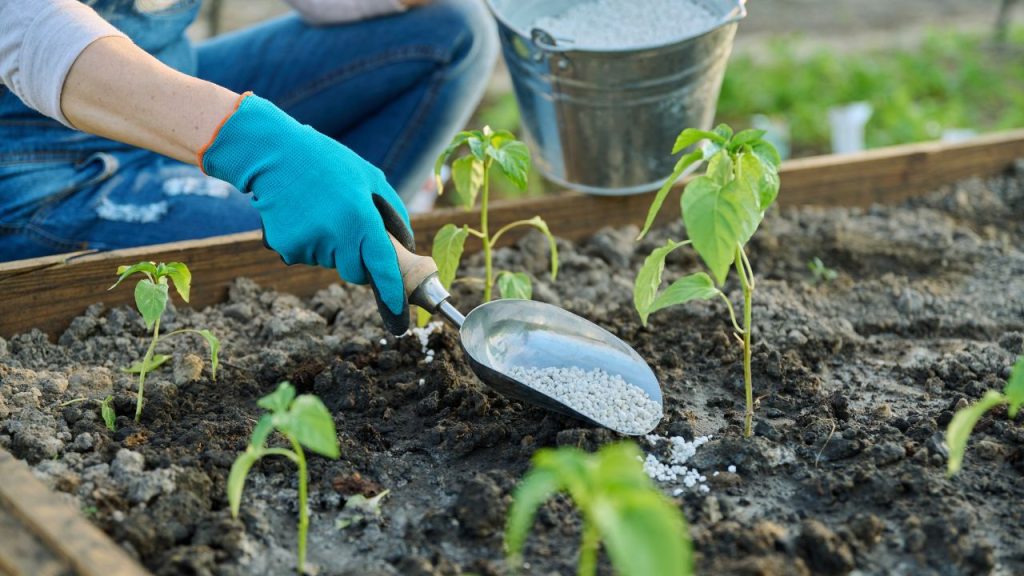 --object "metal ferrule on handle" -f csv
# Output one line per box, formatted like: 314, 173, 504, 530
410, 273, 466, 328
389, 234, 466, 329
